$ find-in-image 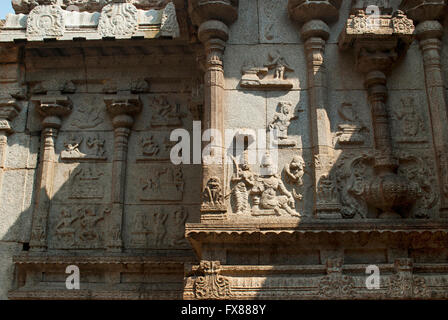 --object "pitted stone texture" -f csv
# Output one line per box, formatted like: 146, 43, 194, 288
0, 242, 22, 300
224, 90, 266, 131
259, 0, 302, 44
228, 0, 259, 44
0, 169, 35, 242
5, 133, 40, 169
